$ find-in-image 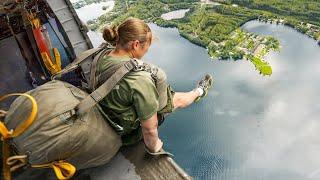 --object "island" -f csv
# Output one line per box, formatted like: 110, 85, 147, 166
87, 0, 320, 76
